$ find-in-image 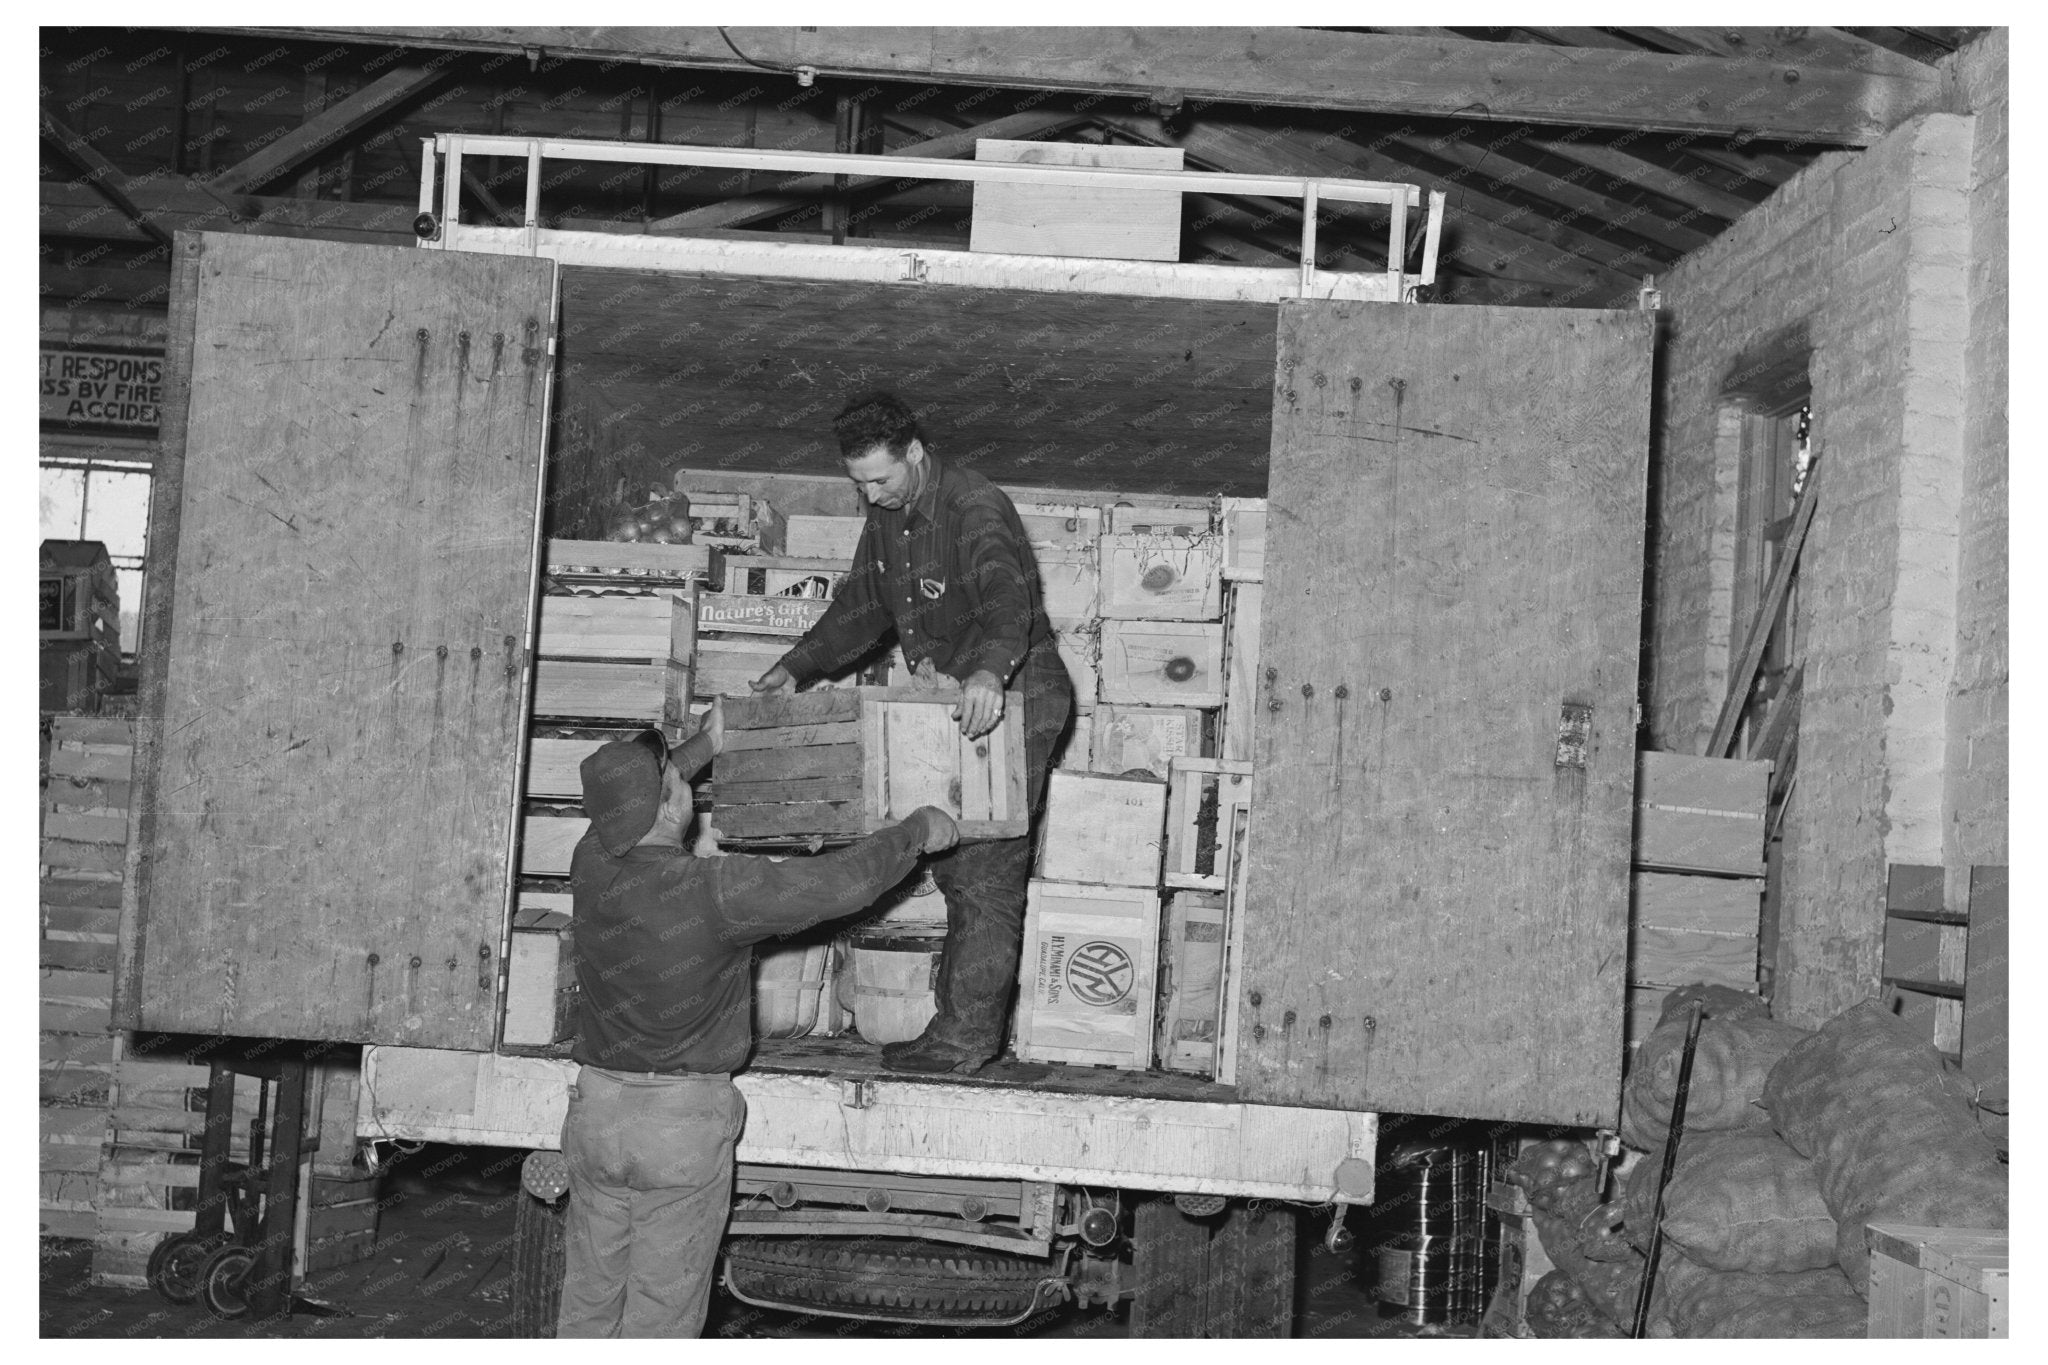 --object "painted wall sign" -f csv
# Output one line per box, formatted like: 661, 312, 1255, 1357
41, 347, 164, 431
